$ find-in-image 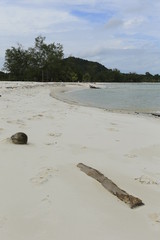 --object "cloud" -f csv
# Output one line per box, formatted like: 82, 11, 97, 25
0, 0, 160, 74
79, 47, 160, 74
105, 18, 123, 29
0, 4, 79, 36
